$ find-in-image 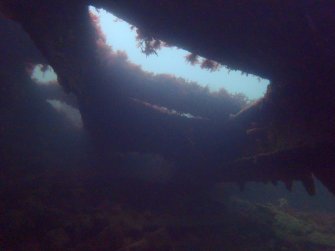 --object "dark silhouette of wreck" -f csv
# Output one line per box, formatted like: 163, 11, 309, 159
1, 1, 335, 250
